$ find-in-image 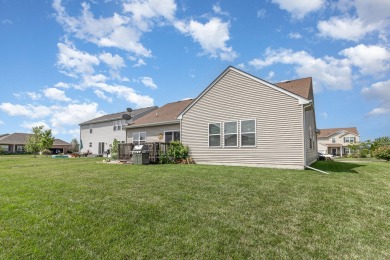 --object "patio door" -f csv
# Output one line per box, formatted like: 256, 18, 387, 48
332, 148, 337, 156
98, 142, 105, 154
